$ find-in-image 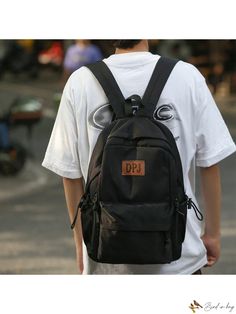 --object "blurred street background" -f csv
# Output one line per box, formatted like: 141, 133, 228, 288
0, 40, 235, 274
